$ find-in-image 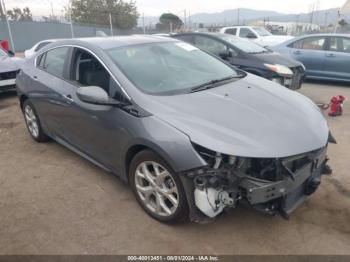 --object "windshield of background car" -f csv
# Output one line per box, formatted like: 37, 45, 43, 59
253, 27, 272, 36
107, 42, 240, 95
221, 35, 270, 54
0, 49, 8, 57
